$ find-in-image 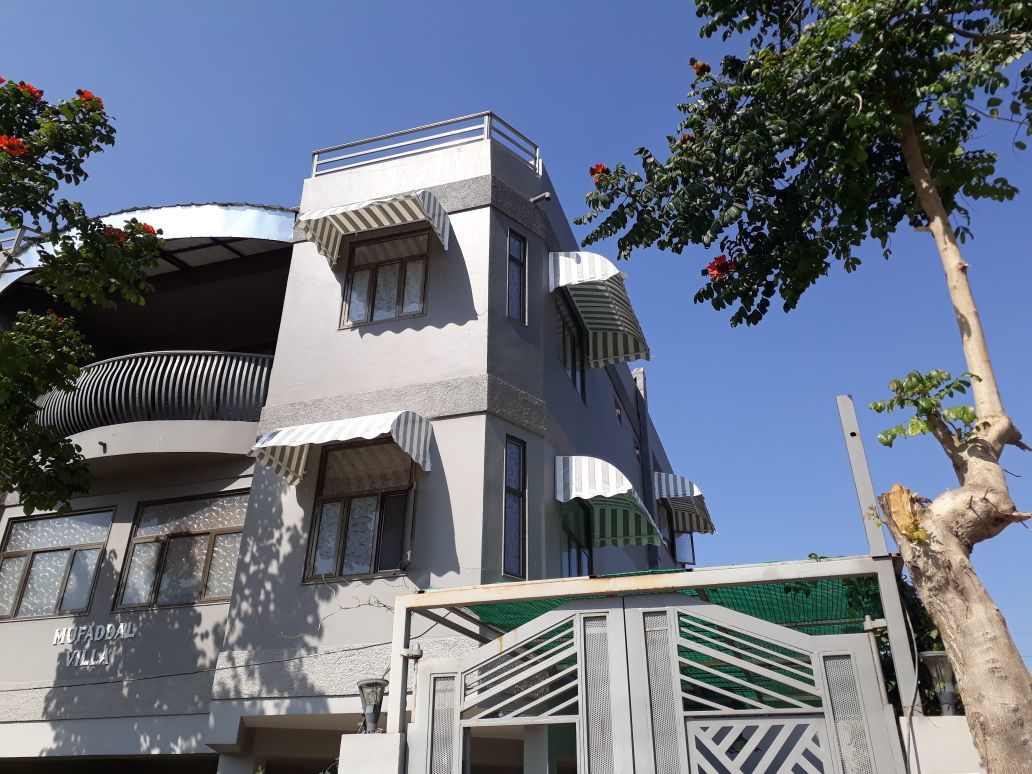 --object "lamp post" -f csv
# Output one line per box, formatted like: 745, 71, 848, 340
358, 678, 389, 733
919, 650, 957, 715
